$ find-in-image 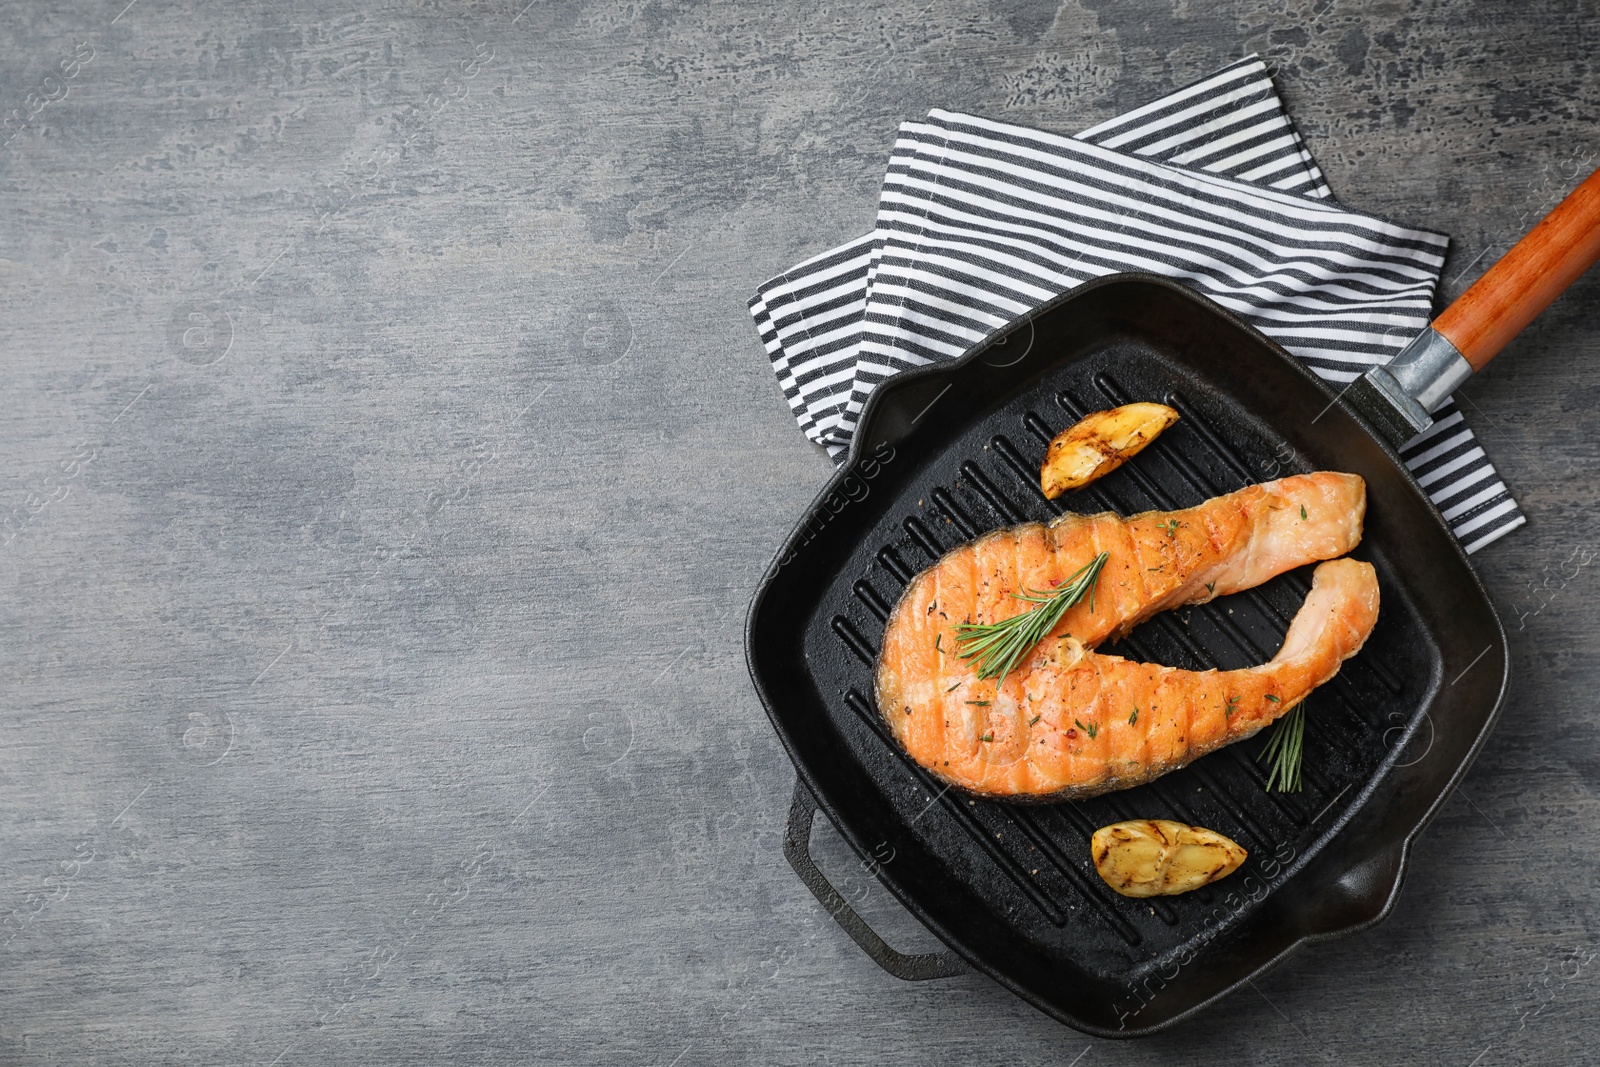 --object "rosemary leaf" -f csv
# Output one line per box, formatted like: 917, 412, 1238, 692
1258, 704, 1306, 792
953, 552, 1108, 684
